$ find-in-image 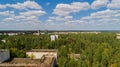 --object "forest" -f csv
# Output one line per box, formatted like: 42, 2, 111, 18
0, 33, 120, 67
